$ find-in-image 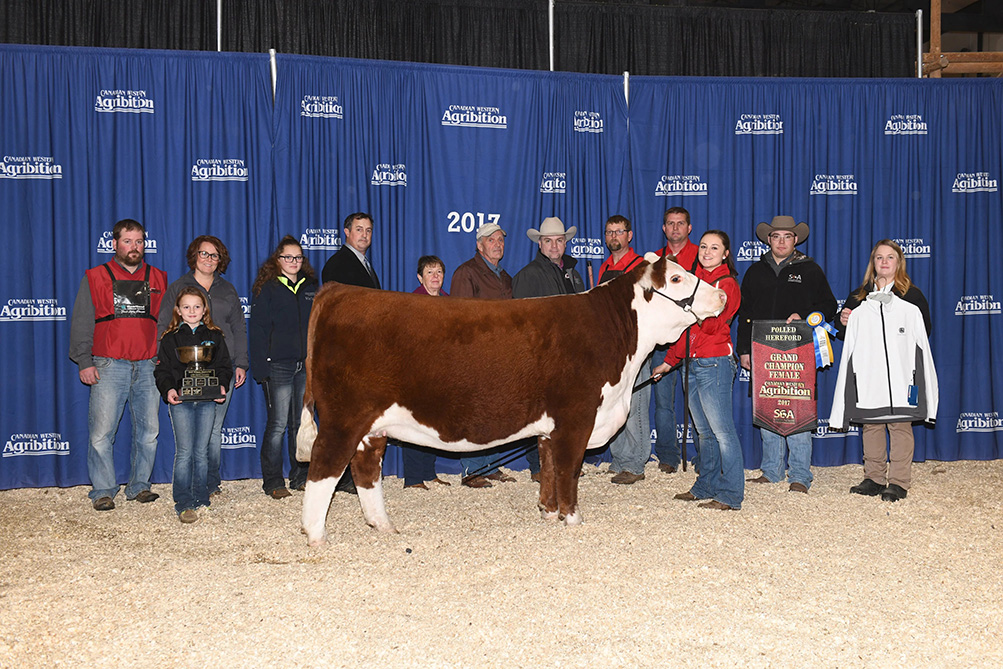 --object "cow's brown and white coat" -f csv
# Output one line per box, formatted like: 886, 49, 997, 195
297, 254, 725, 546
